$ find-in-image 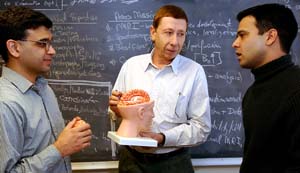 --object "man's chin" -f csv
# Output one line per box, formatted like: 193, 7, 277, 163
239, 63, 252, 69
40, 69, 51, 77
